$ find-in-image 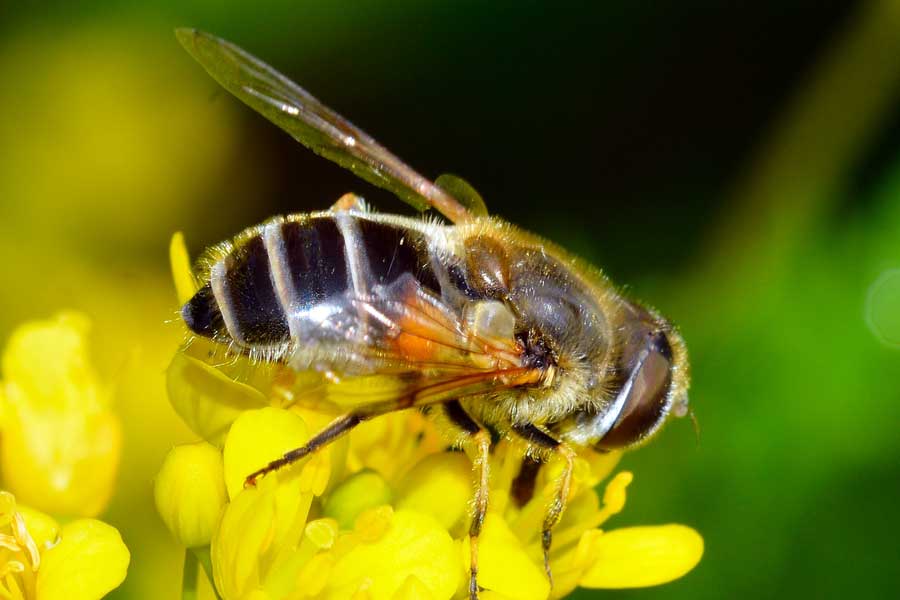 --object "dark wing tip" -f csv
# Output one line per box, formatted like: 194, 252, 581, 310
175, 28, 226, 64
173, 28, 258, 98
174, 27, 200, 48
175, 28, 211, 68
